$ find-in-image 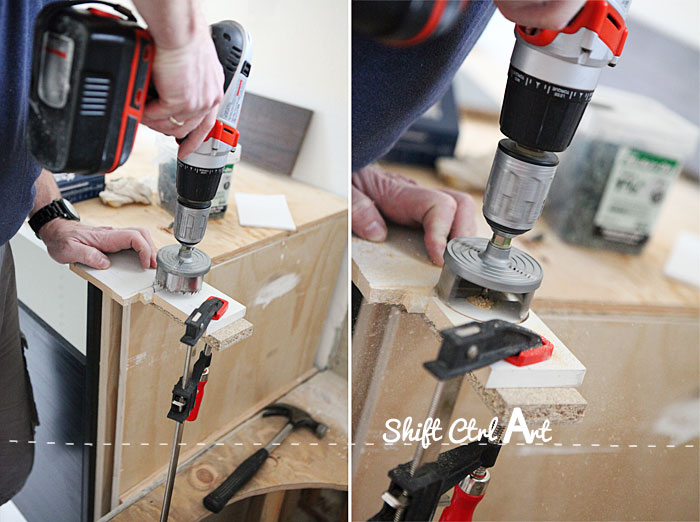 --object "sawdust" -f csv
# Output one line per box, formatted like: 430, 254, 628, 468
467, 295, 495, 310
